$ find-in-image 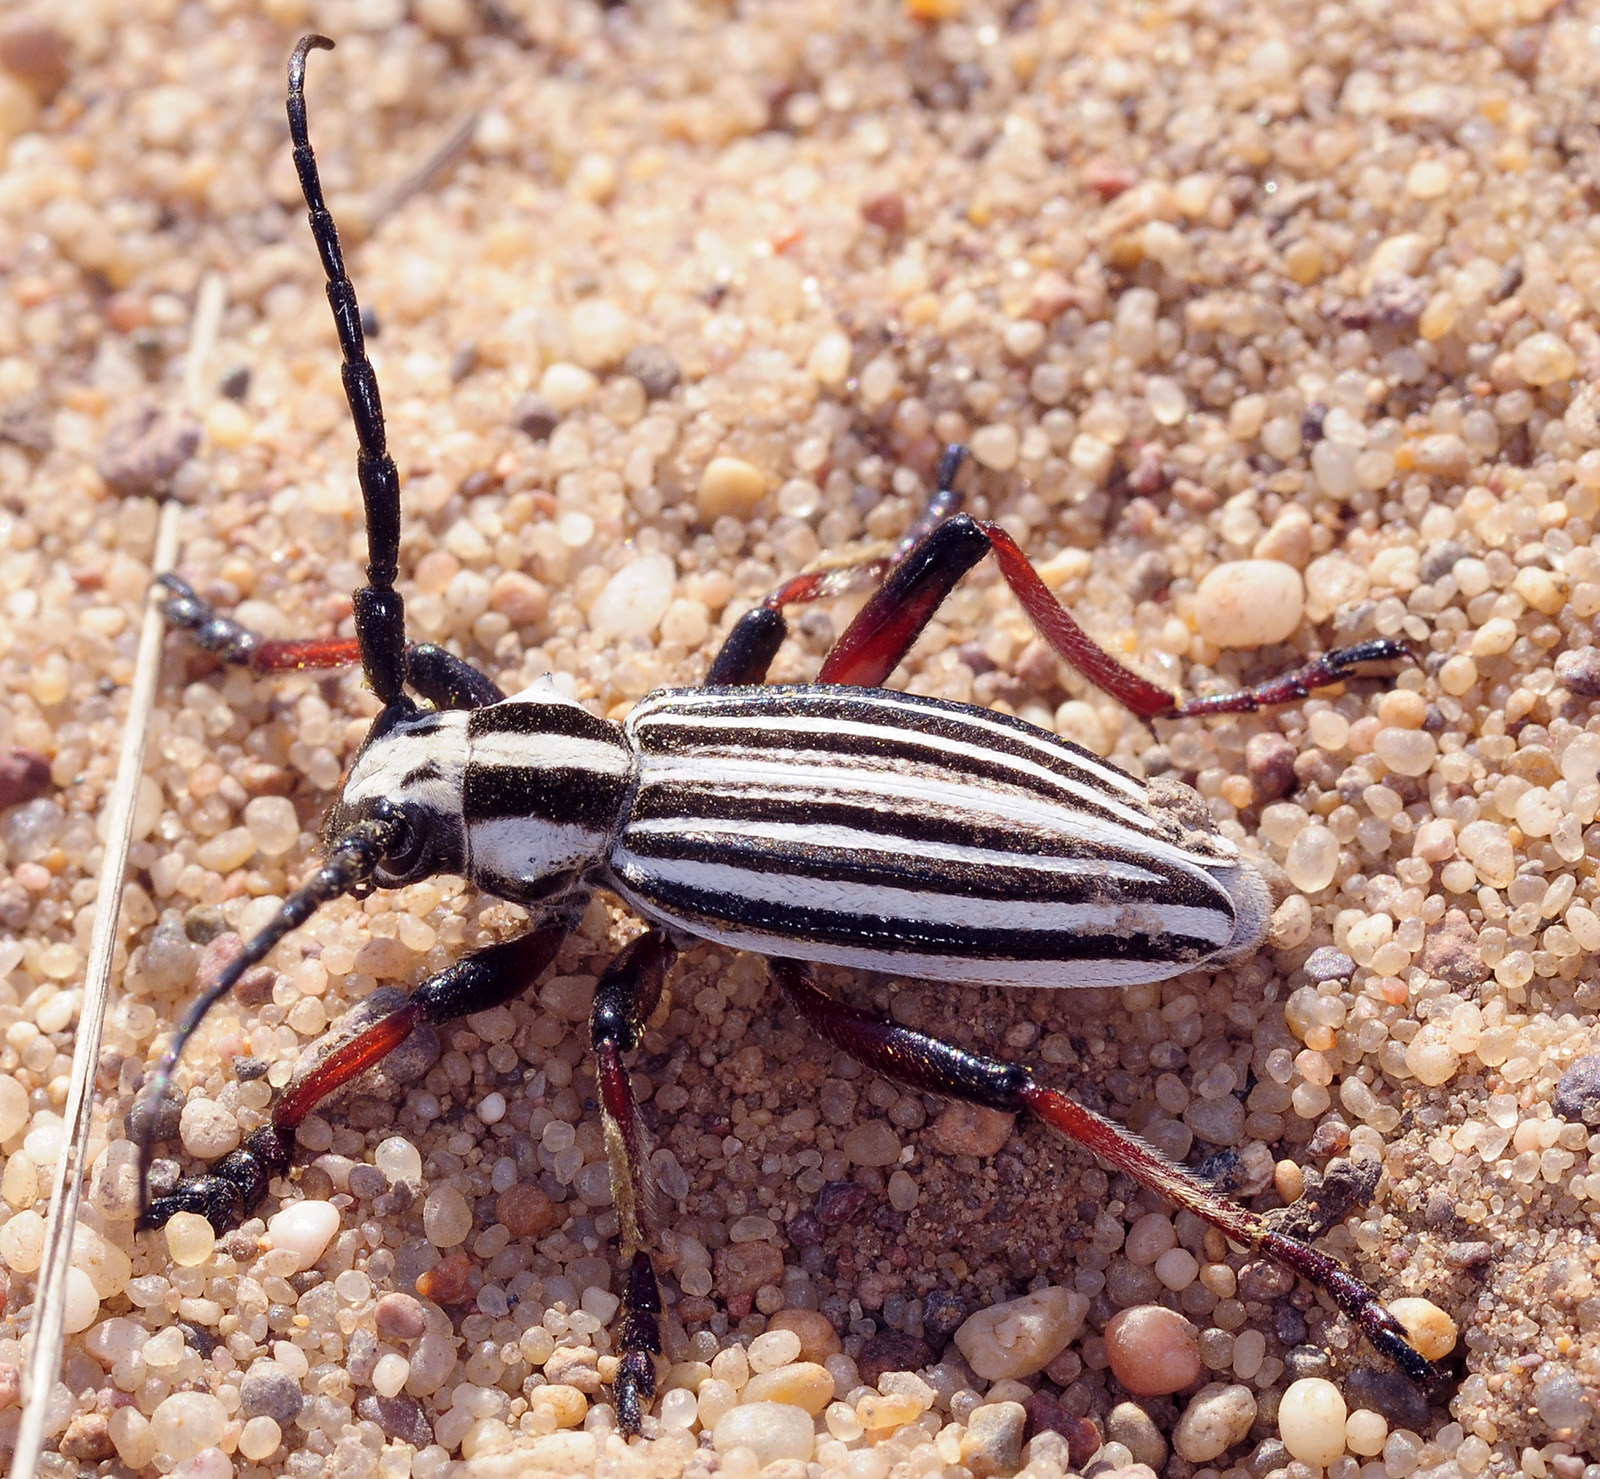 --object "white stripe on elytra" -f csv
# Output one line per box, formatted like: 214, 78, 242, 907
636, 687, 1148, 801
632, 753, 1222, 873
630, 707, 1174, 843
610, 849, 1231, 941
341, 715, 470, 816
468, 815, 611, 887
